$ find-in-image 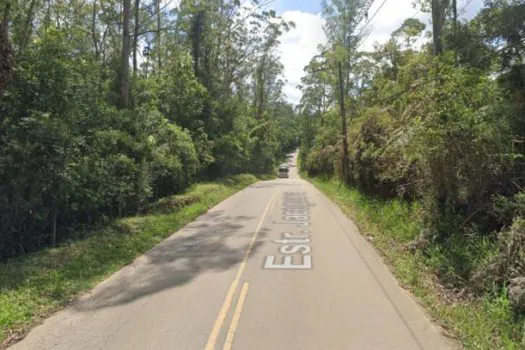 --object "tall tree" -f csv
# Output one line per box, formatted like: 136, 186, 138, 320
190, 6, 205, 83
0, 1, 11, 97
392, 18, 426, 49
336, 60, 350, 182
132, 0, 140, 74
156, 0, 162, 70
431, 0, 450, 55
321, 0, 369, 183
120, 0, 131, 108
18, 0, 37, 53
91, 0, 100, 58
